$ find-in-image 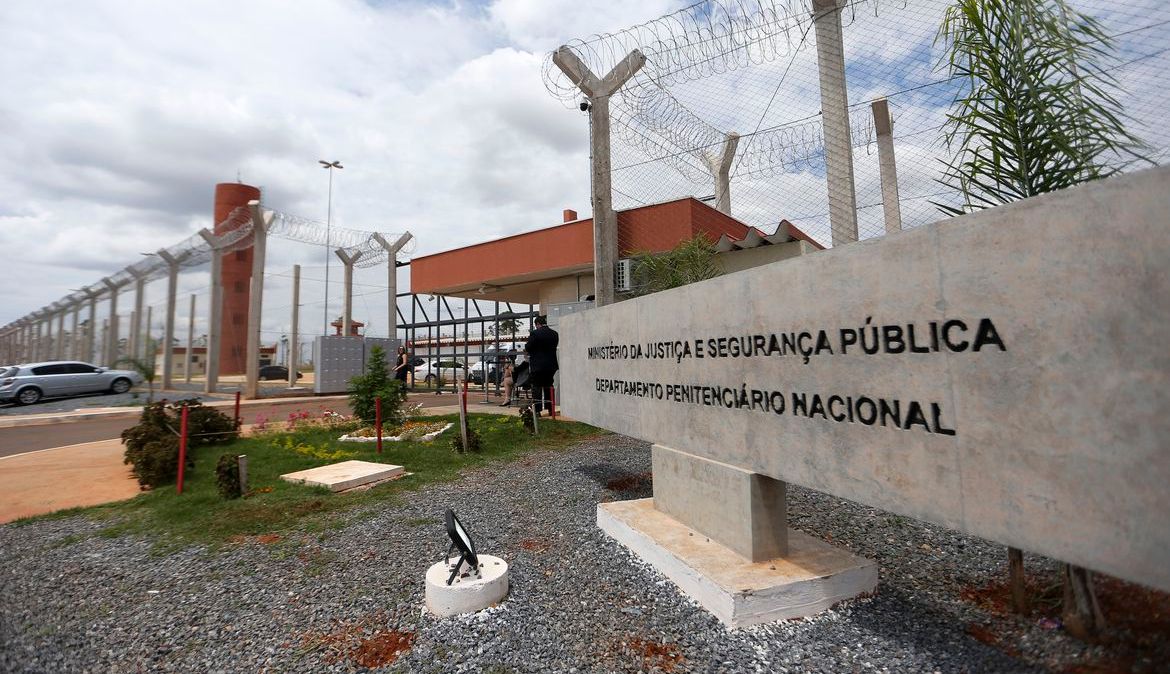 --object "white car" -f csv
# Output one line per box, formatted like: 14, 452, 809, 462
0, 361, 144, 405
411, 359, 478, 387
